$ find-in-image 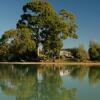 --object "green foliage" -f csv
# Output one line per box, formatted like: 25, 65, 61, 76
0, 29, 18, 42
0, 28, 37, 61
0, 43, 9, 61
43, 34, 63, 58
17, 0, 78, 57
0, 0, 78, 61
60, 9, 78, 39
71, 45, 88, 61
10, 29, 36, 53
88, 40, 100, 61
